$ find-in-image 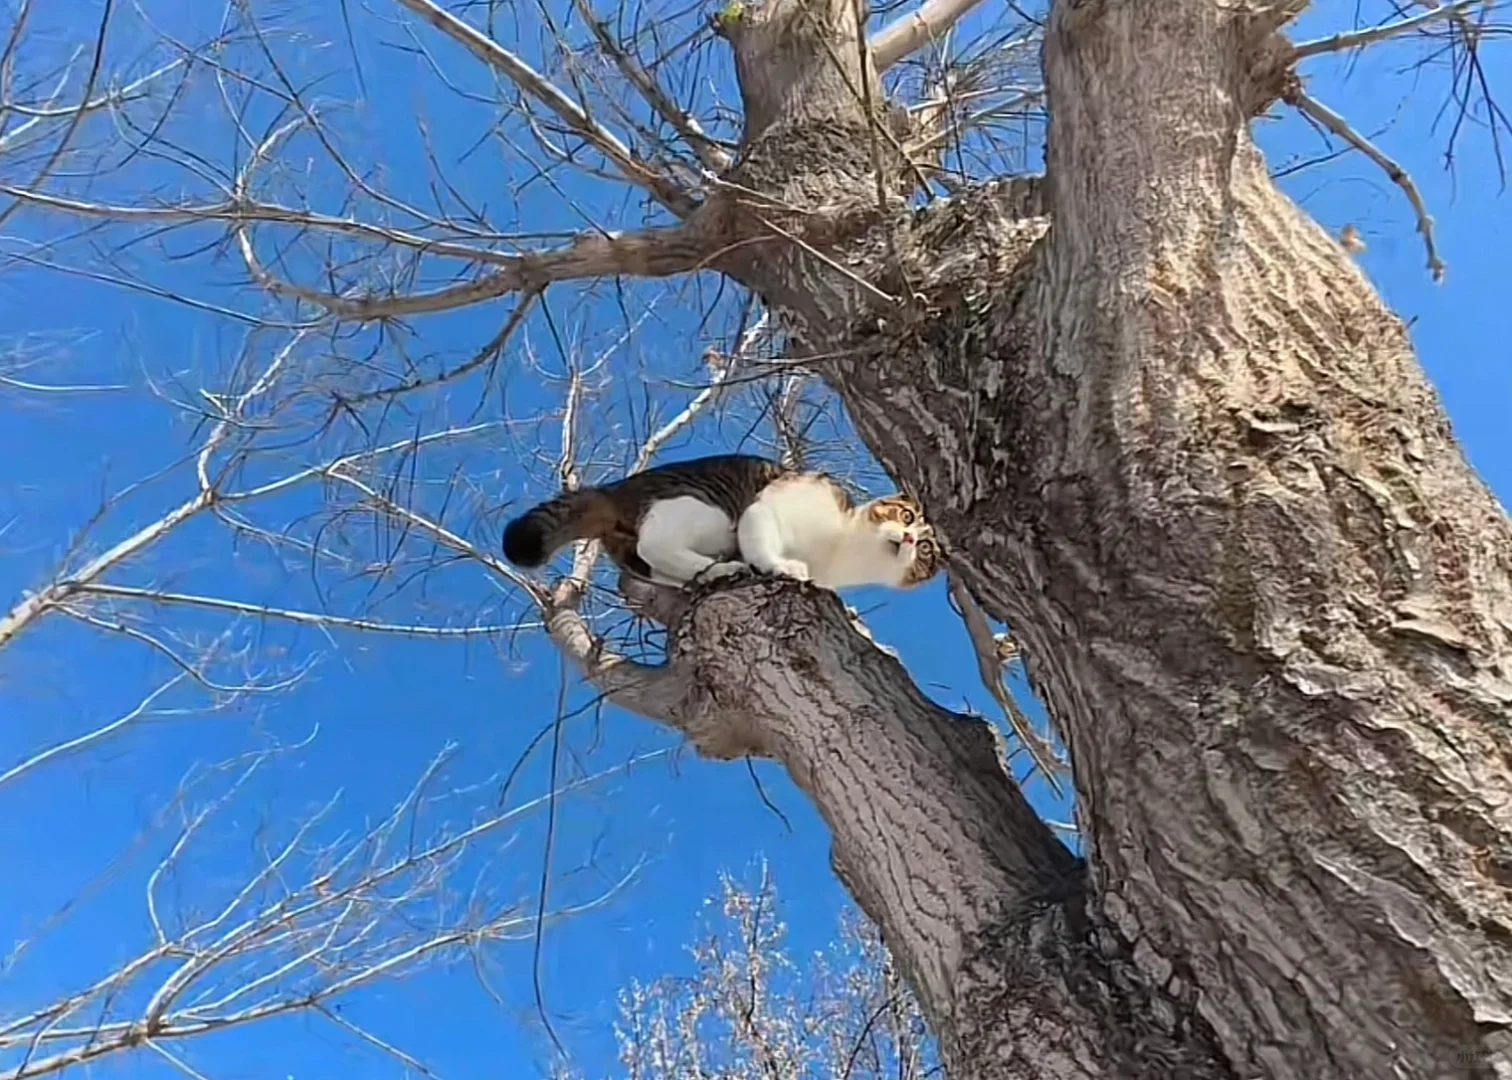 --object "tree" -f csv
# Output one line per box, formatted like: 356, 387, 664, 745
579, 864, 939, 1080
0, 743, 655, 1080
2, 0, 1509, 1078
